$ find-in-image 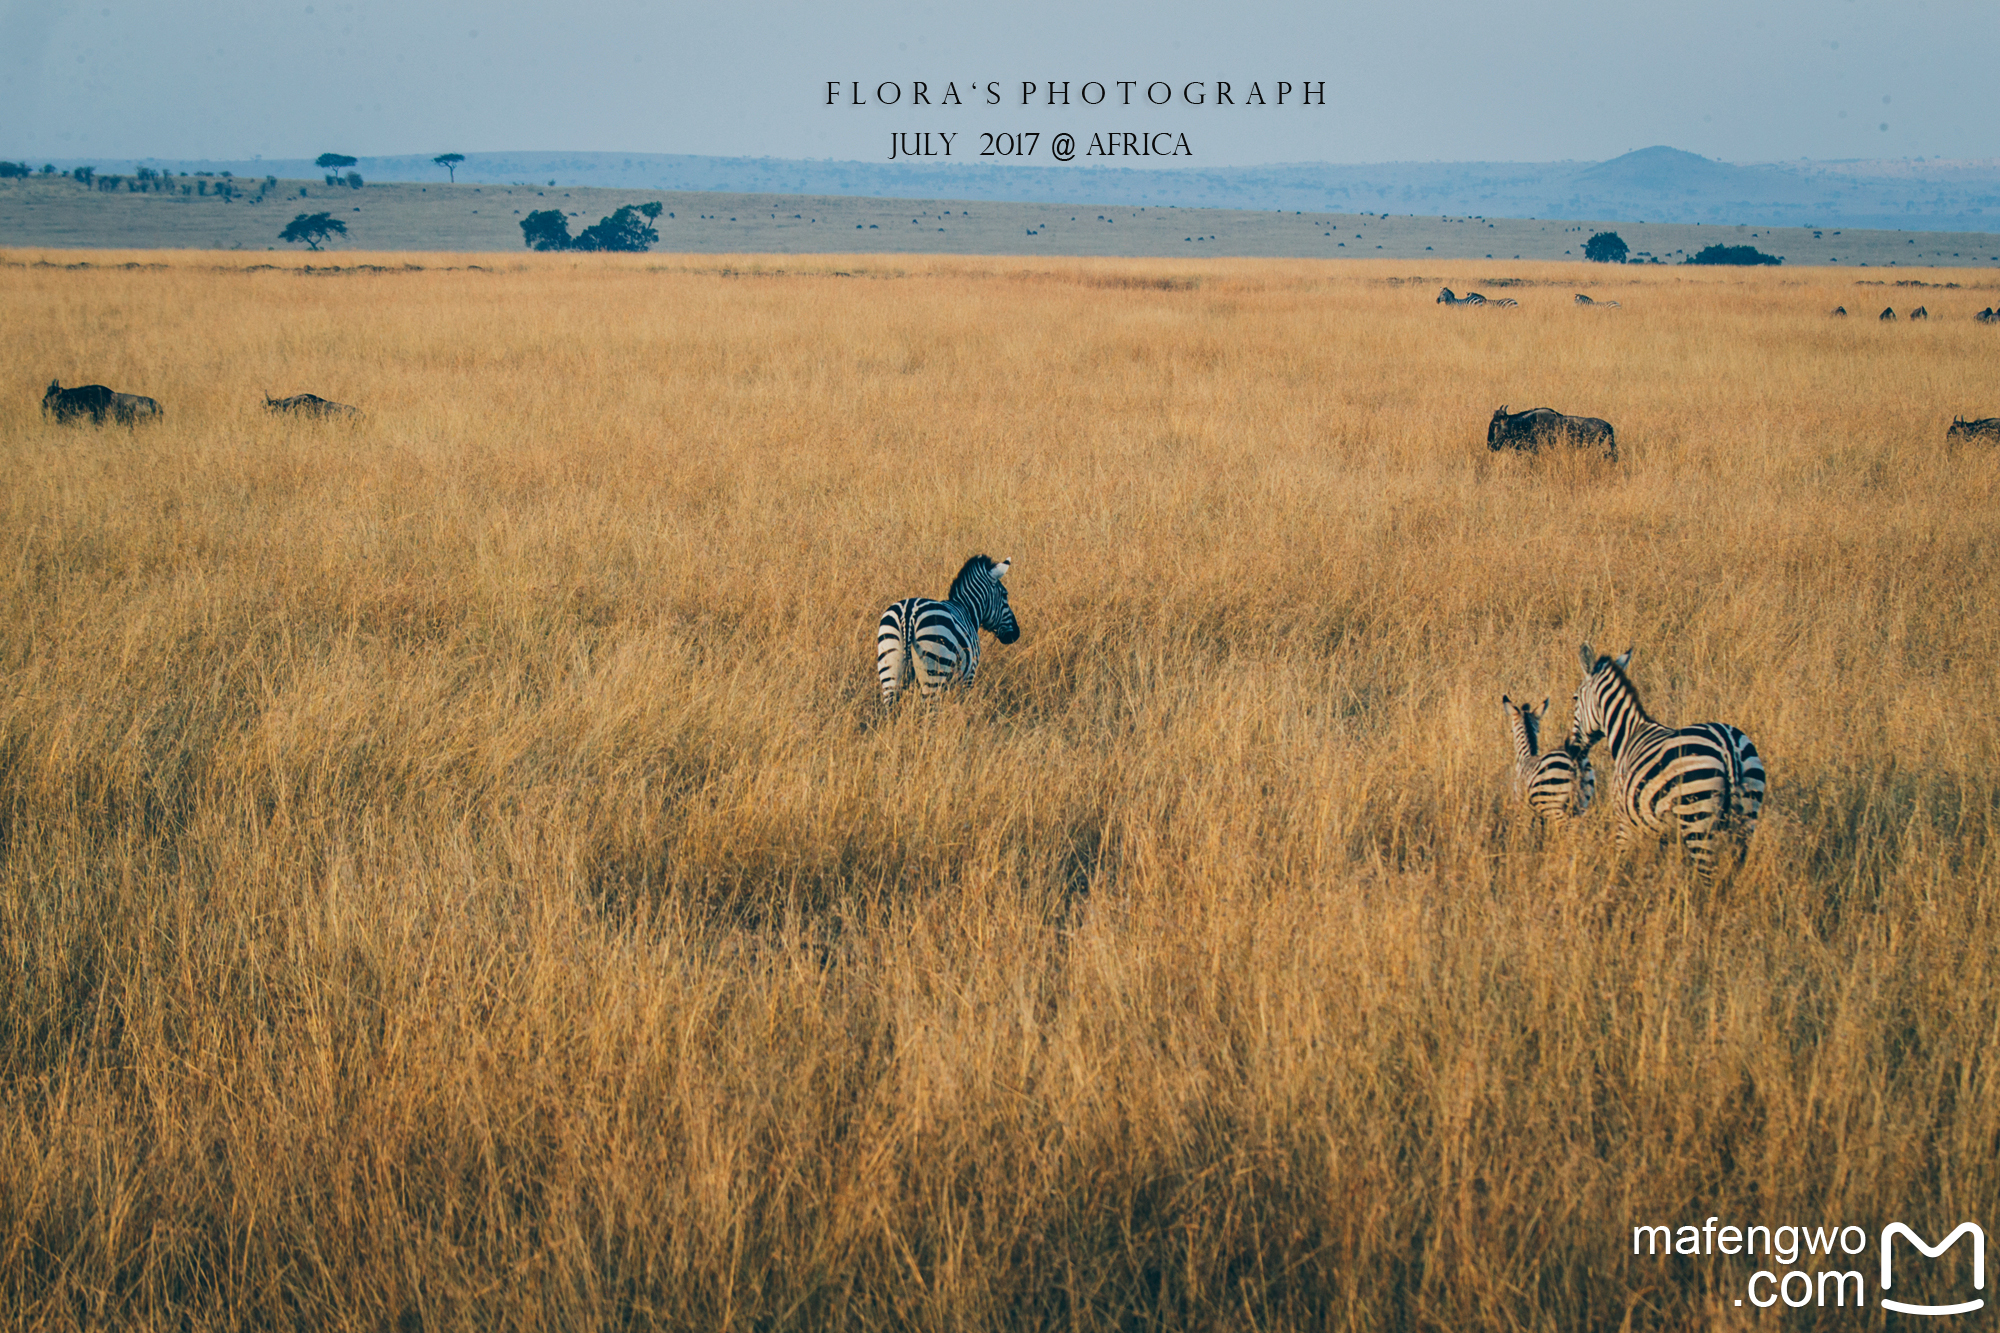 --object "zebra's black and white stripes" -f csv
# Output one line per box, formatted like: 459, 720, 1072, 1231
877, 555, 1020, 705
1568, 644, 1766, 881
1503, 694, 1596, 823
